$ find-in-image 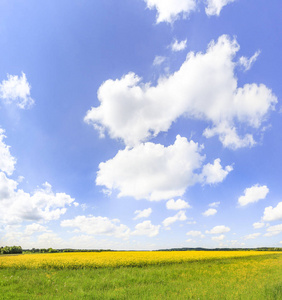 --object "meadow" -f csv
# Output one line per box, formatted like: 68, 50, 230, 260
0, 251, 281, 299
